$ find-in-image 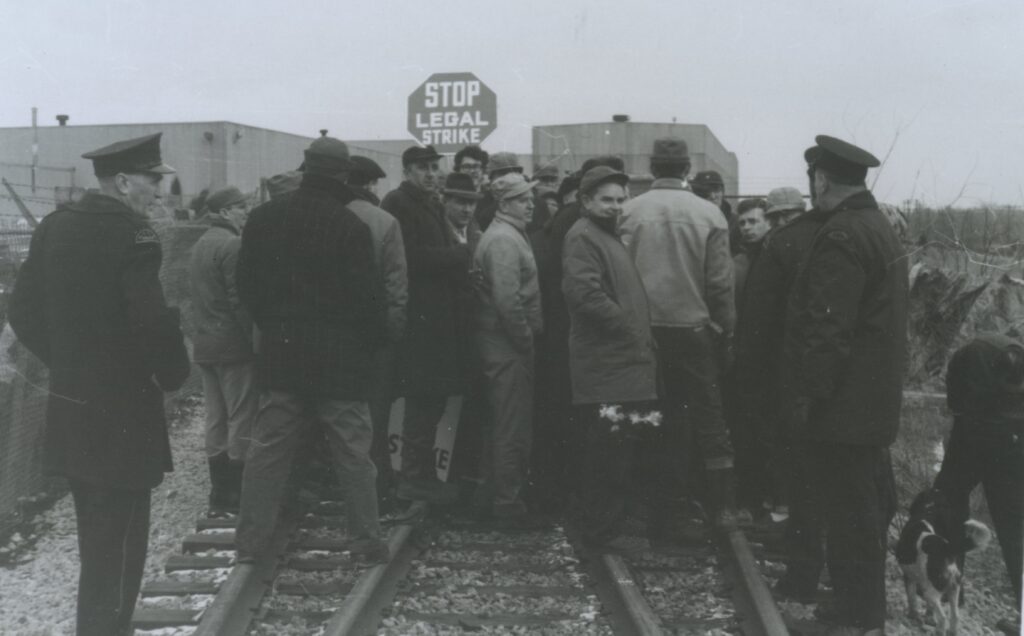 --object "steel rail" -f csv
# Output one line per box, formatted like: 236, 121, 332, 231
191, 512, 299, 636
722, 528, 791, 636
322, 501, 427, 635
